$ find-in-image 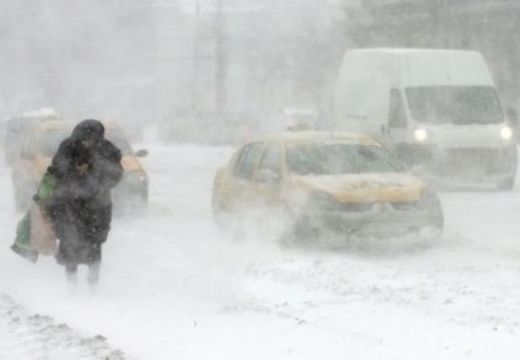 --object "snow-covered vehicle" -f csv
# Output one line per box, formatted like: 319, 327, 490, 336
4, 108, 63, 166
212, 131, 443, 243
333, 49, 517, 189
11, 120, 149, 212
